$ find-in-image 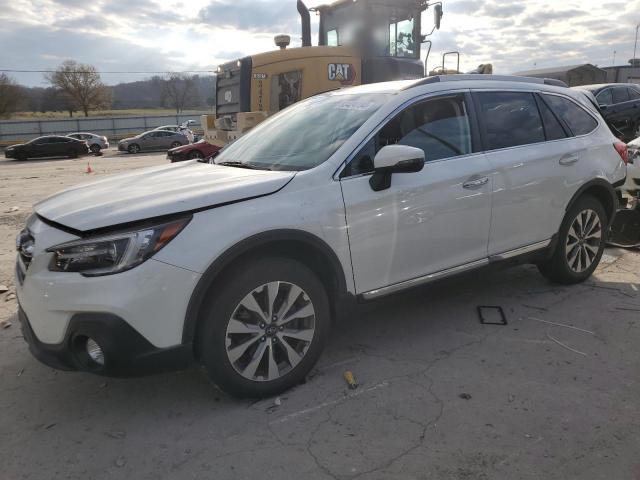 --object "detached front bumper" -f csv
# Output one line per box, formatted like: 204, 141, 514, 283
18, 307, 194, 377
